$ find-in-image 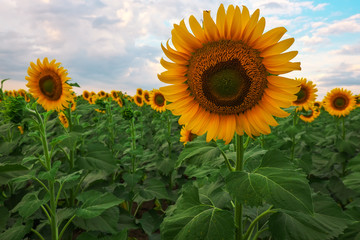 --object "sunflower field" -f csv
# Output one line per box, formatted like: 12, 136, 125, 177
1, 4, 360, 240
